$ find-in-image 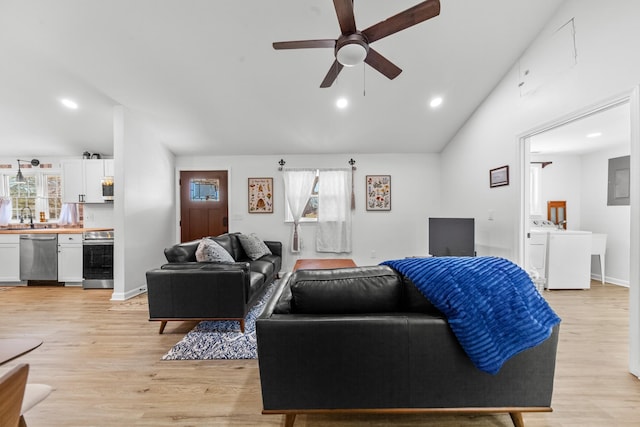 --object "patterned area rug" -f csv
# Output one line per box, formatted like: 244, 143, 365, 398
162, 280, 277, 360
